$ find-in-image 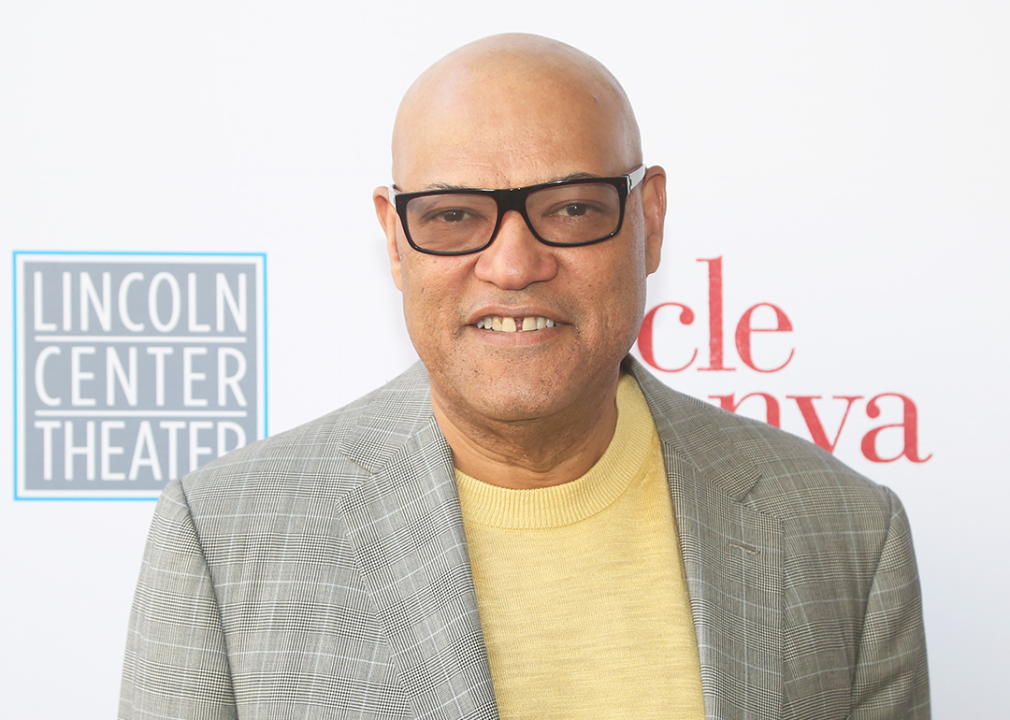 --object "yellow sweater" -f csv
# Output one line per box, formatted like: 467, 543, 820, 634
455, 375, 706, 719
